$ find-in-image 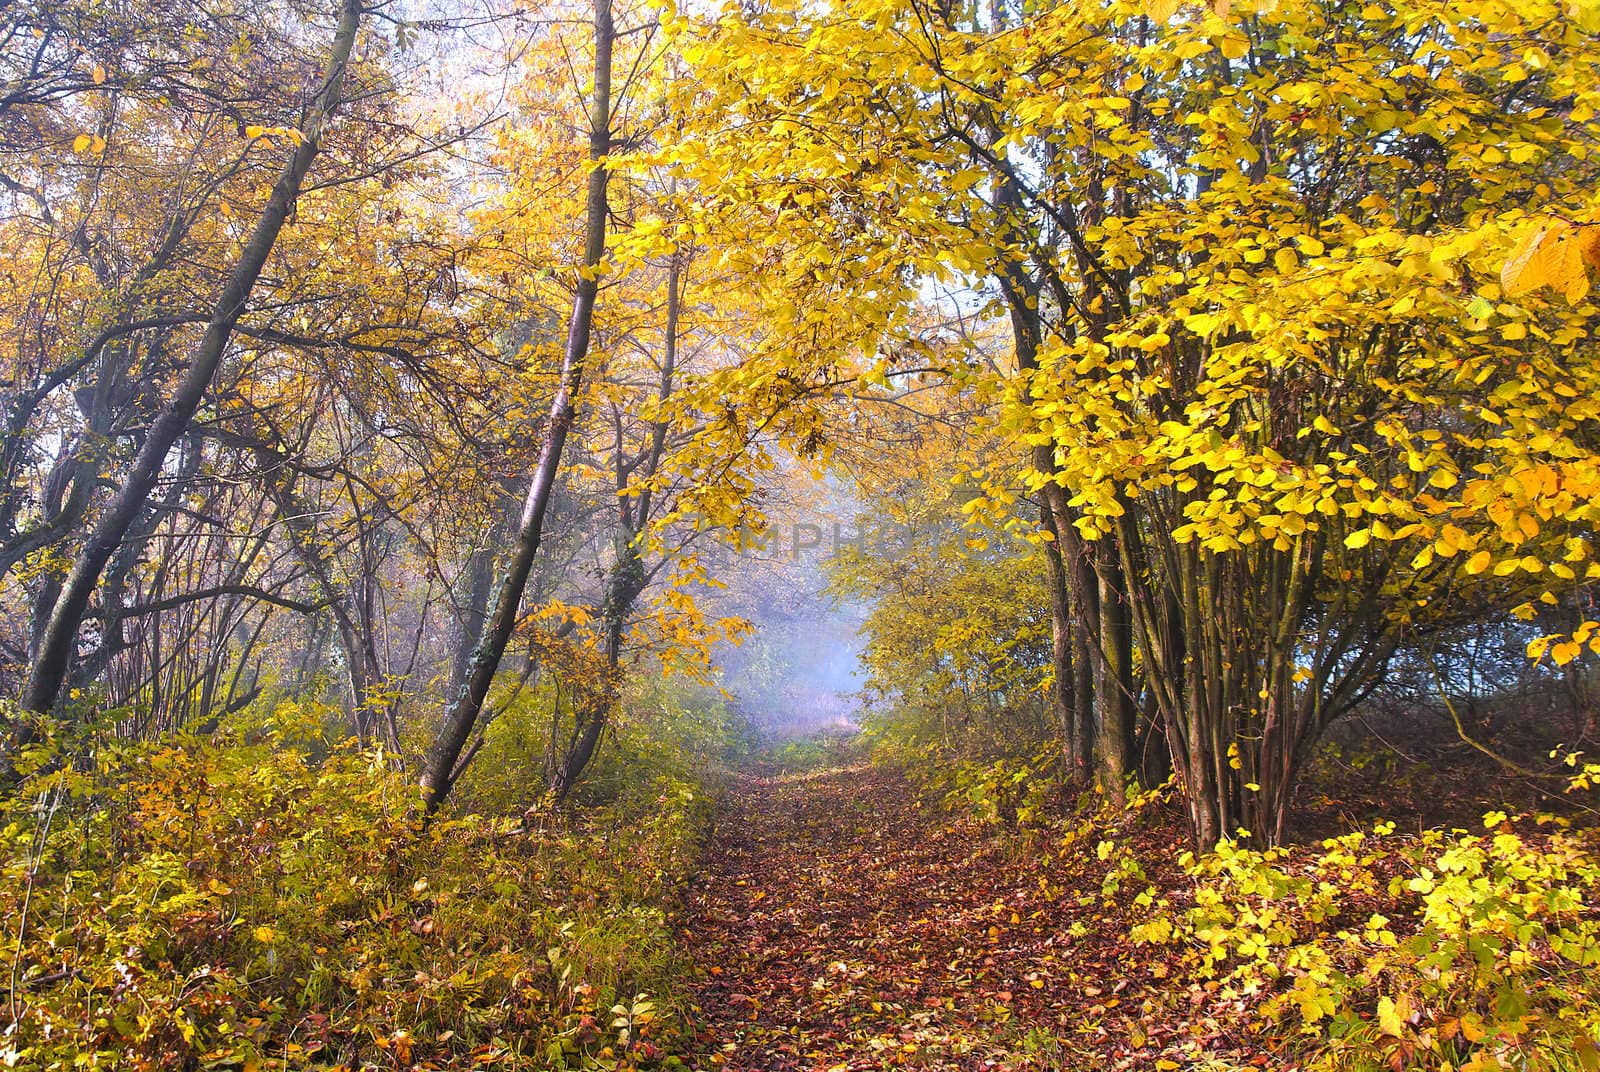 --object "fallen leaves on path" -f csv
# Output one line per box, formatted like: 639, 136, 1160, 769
679, 765, 1239, 1072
